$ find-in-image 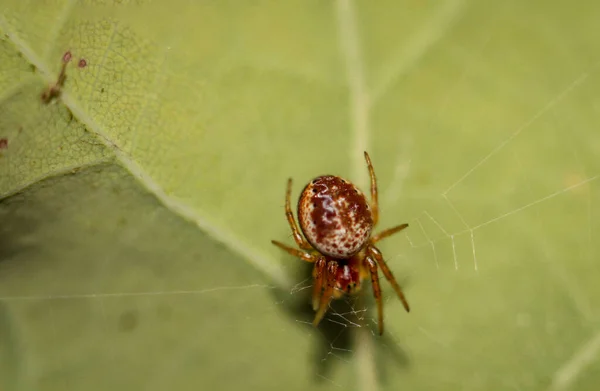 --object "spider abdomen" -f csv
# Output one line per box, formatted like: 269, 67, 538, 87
298, 175, 373, 258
